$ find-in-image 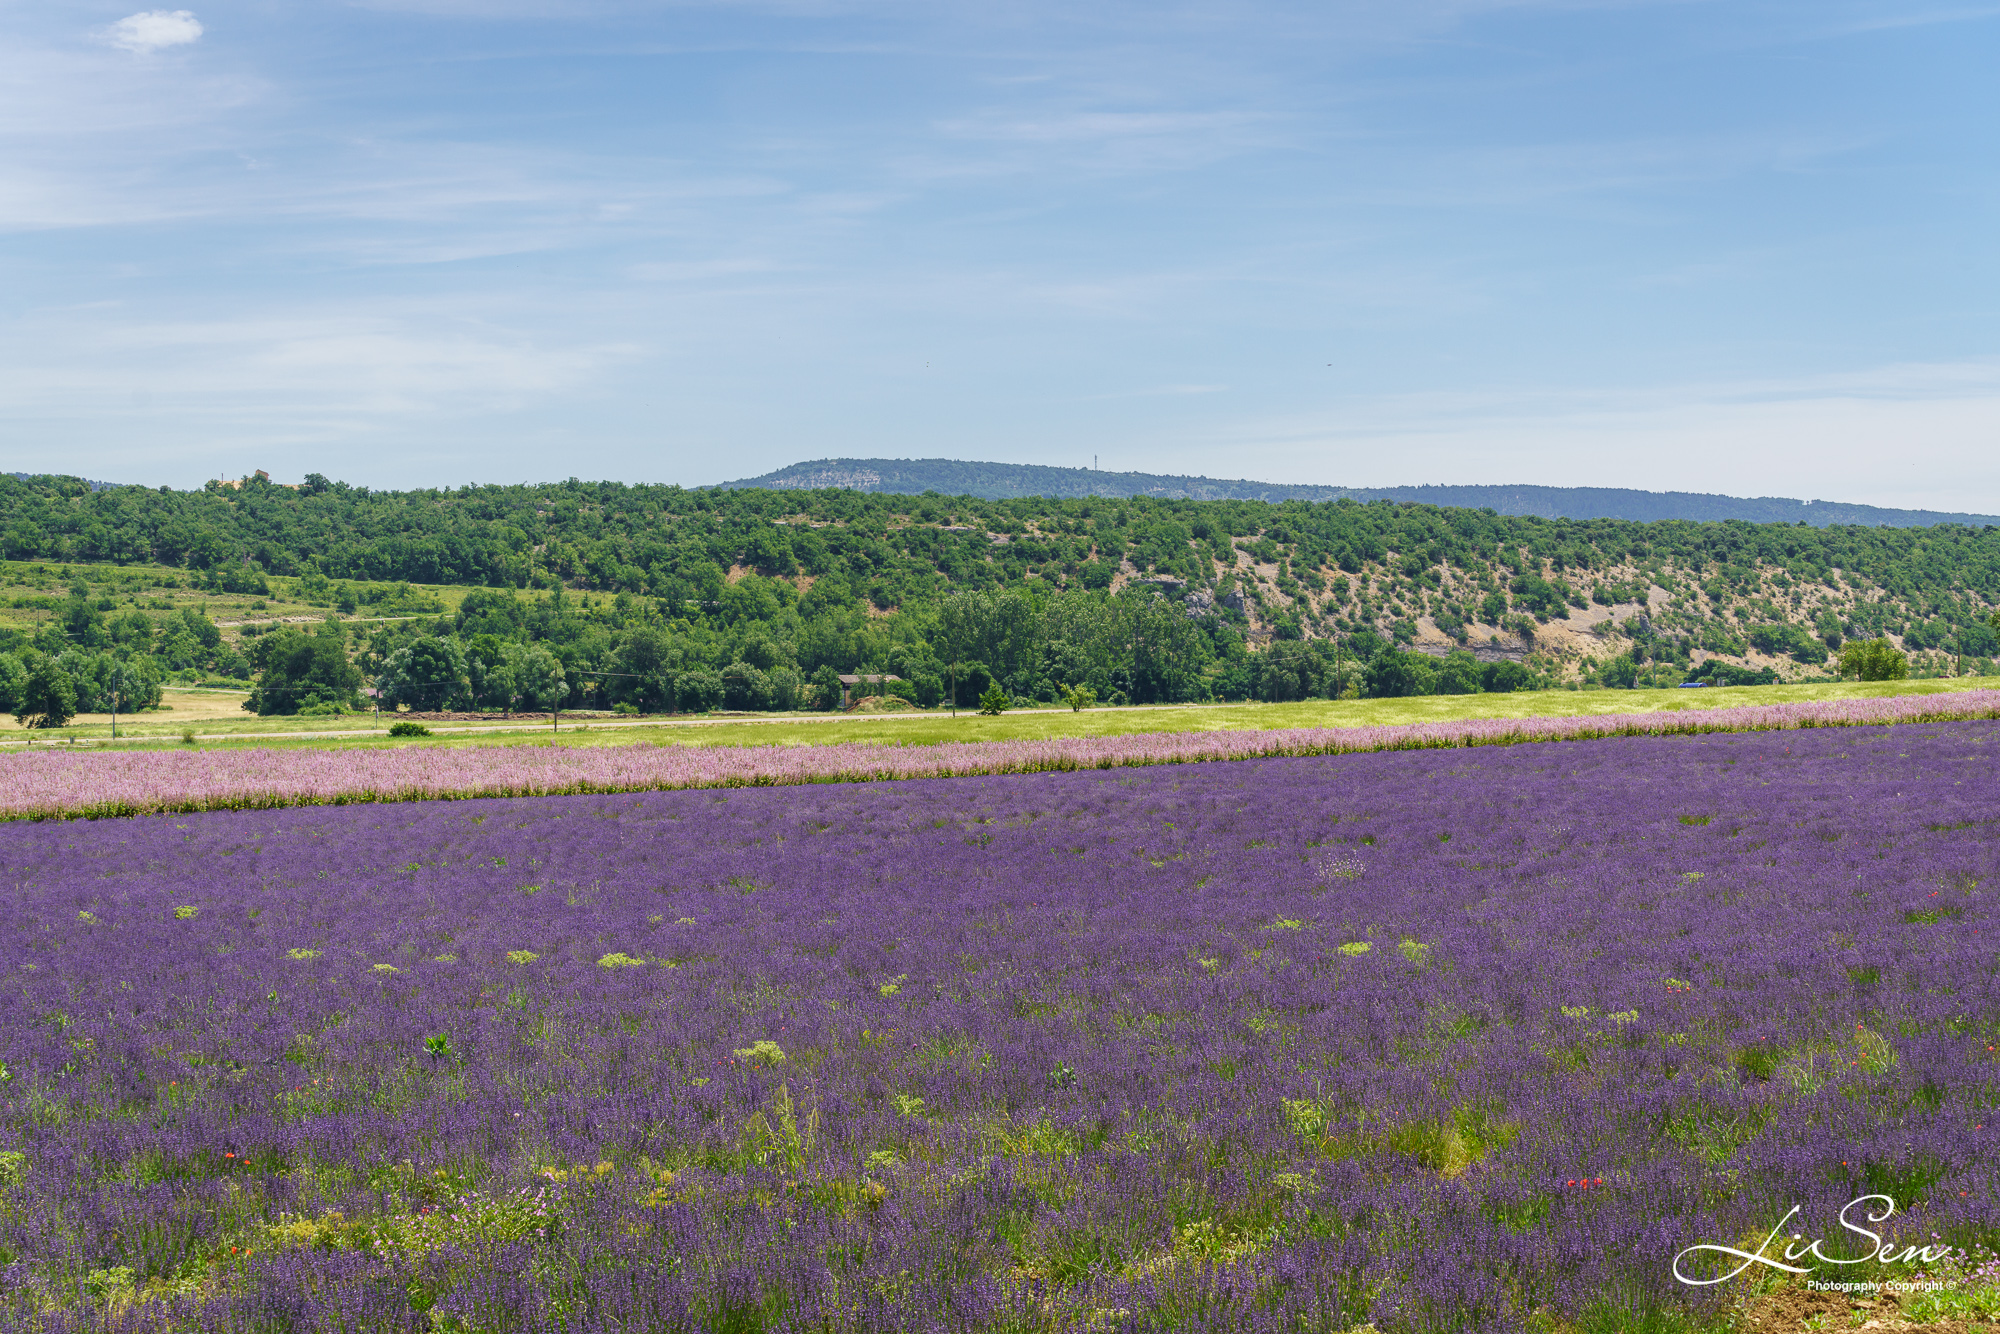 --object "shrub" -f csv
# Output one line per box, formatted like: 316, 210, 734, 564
1685, 661, 1779, 687
978, 683, 1009, 715
1749, 622, 1828, 663
733, 1040, 786, 1066
388, 721, 432, 737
